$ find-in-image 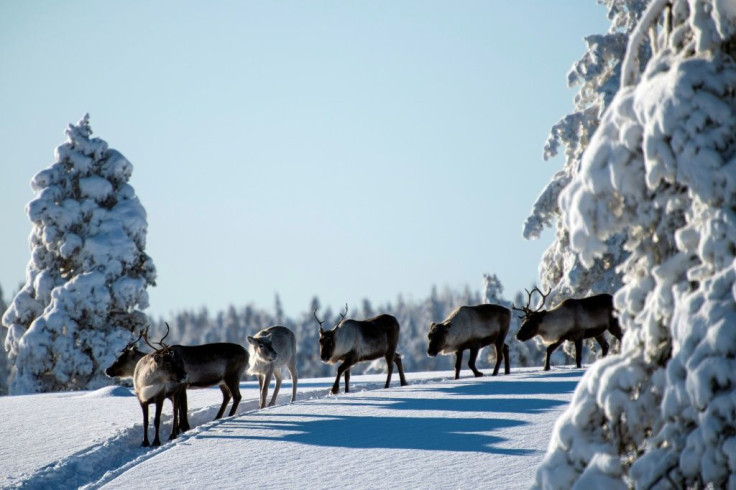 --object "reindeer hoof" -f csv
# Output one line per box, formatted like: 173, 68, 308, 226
141, 441, 150, 448
474, 371, 484, 378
